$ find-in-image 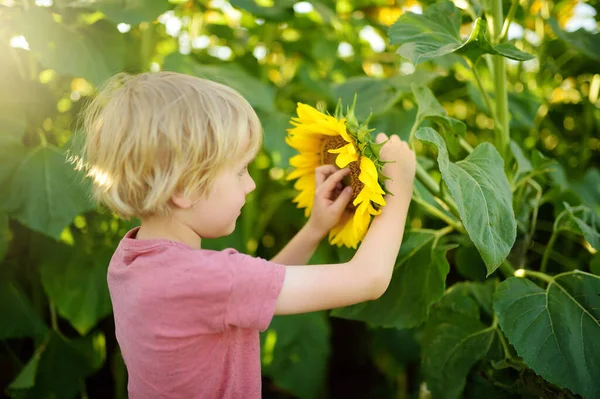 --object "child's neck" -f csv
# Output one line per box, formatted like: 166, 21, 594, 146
137, 215, 202, 250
